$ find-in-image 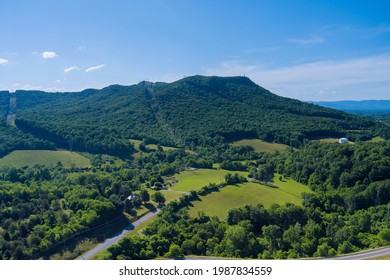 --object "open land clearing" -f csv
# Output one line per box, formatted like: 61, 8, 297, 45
188, 174, 312, 219
169, 168, 249, 192
0, 150, 91, 168
231, 139, 289, 153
